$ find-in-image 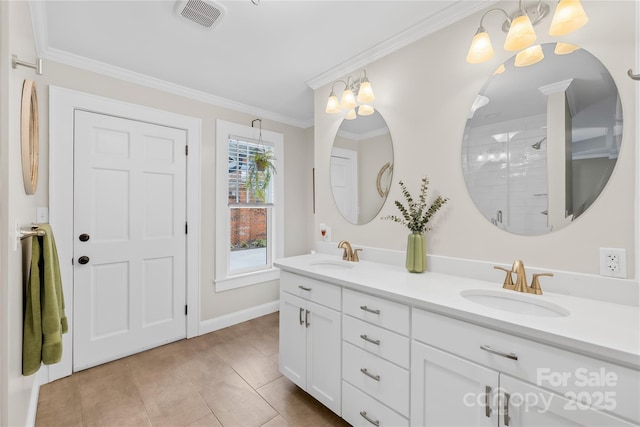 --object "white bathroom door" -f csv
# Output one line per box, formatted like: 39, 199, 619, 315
330, 147, 358, 223
73, 110, 187, 371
